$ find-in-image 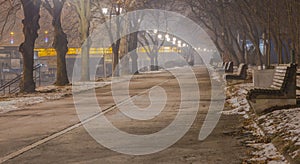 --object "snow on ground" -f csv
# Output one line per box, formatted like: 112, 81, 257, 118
0, 97, 45, 114
247, 143, 287, 163
0, 81, 111, 114
223, 83, 292, 163
258, 108, 300, 160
